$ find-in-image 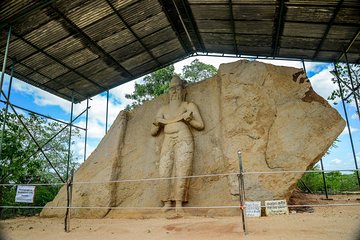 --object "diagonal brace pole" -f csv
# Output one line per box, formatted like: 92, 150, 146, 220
1, 89, 65, 183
